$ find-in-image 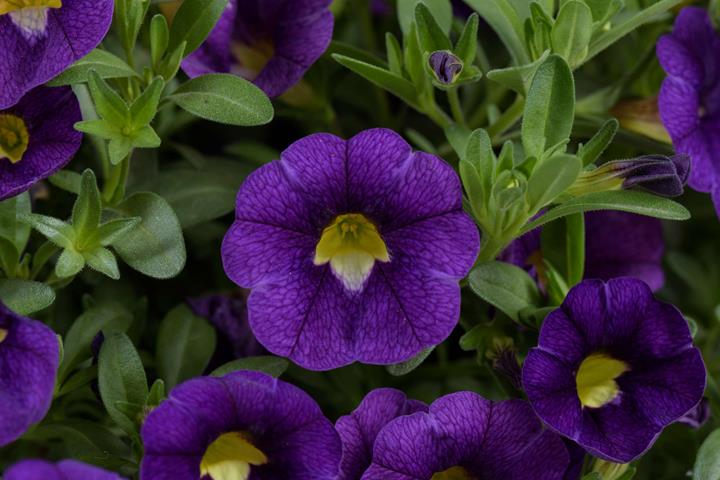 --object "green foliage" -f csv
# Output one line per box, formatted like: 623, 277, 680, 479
468, 262, 541, 322
211, 356, 291, 378
168, 0, 230, 57
694, 429, 720, 480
